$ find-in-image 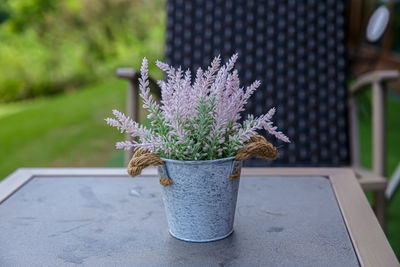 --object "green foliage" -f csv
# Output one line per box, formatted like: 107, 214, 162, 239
0, 0, 165, 102
146, 96, 237, 160
189, 97, 219, 159
6, 0, 56, 32
164, 97, 221, 160
0, 1, 10, 24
